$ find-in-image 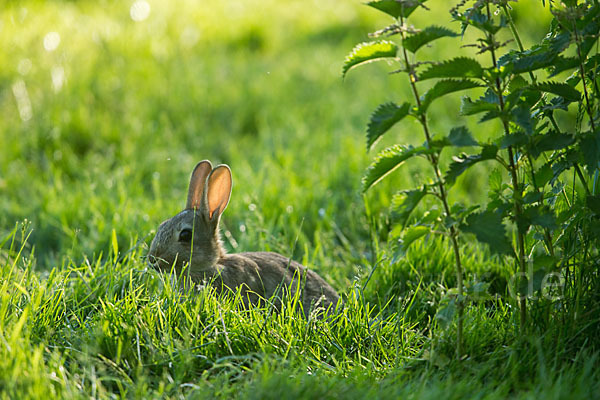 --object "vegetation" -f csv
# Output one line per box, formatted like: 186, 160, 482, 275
0, 0, 598, 398
344, 0, 600, 359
